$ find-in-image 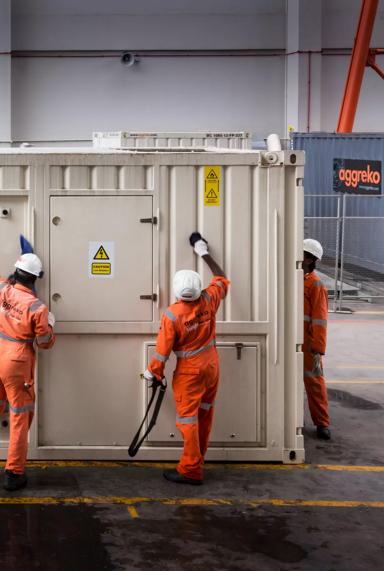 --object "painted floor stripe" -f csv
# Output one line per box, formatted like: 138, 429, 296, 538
0, 496, 383, 509
315, 464, 384, 472
127, 506, 139, 518
329, 320, 384, 324
1, 461, 383, 472
353, 311, 384, 315
327, 380, 384, 384
332, 365, 384, 369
